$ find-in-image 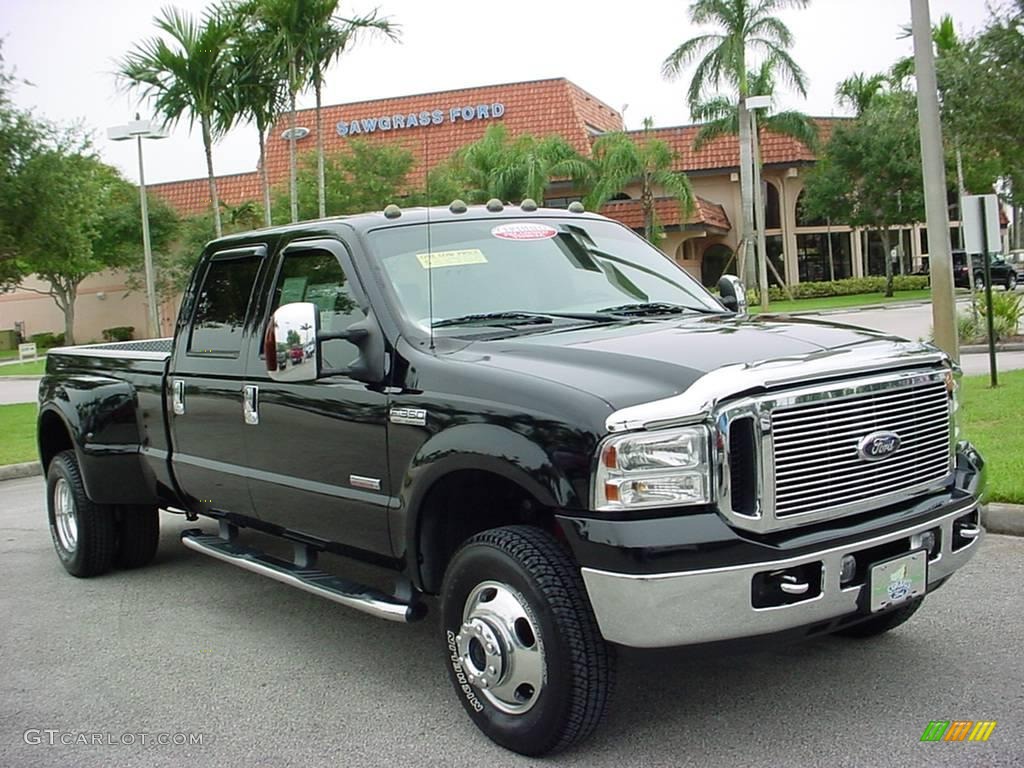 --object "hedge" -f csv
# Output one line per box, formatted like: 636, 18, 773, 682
752, 275, 931, 302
